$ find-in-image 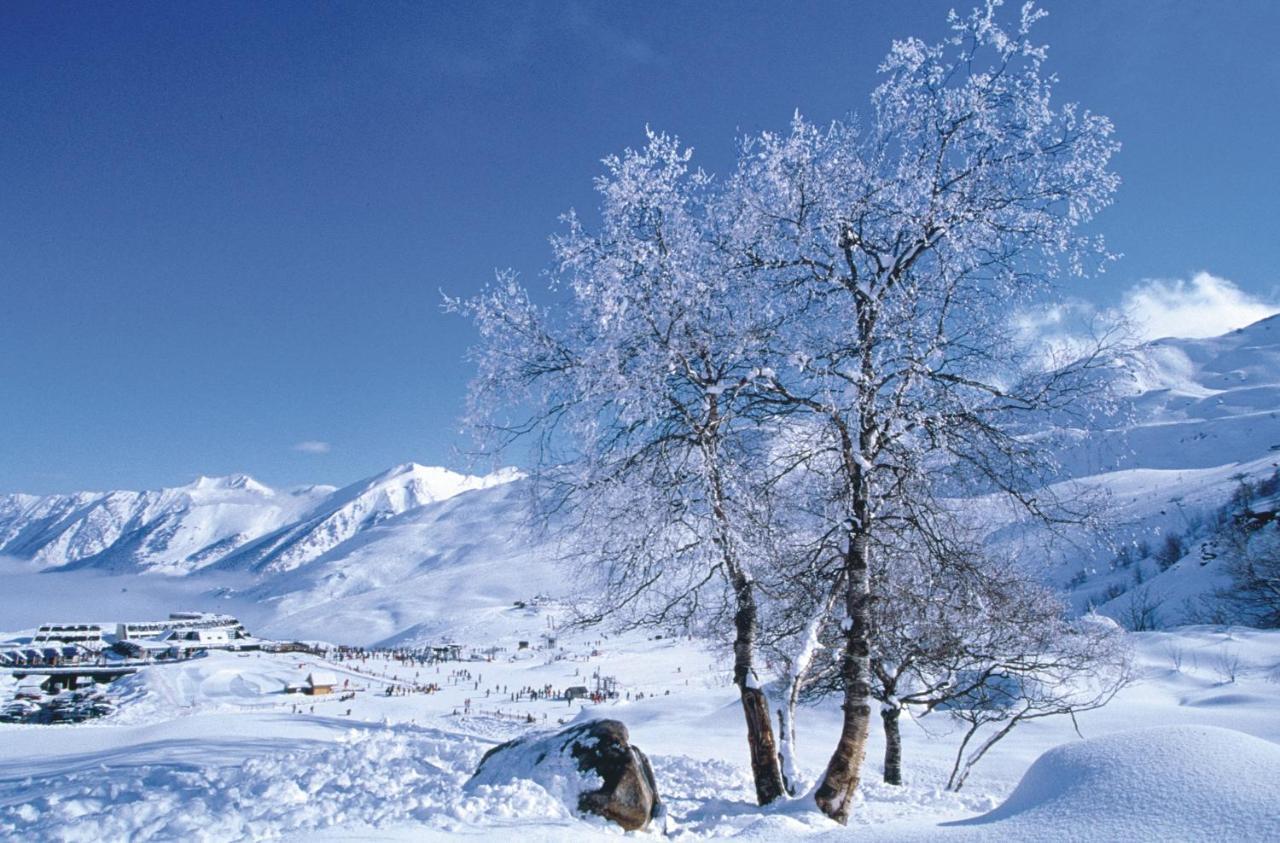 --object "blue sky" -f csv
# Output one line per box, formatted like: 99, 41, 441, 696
2, 0, 1279, 495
